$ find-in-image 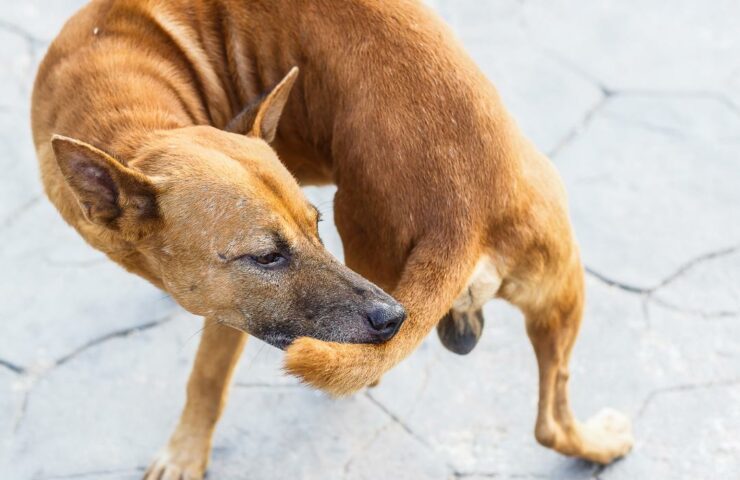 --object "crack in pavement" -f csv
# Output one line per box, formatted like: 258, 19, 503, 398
547, 87, 740, 161
453, 458, 602, 479
607, 88, 740, 120
342, 354, 443, 478
652, 245, 739, 291
0, 195, 42, 231
548, 93, 609, 159
538, 42, 740, 160
42, 256, 110, 268
538, 46, 612, 96
363, 390, 470, 477
585, 244, 740, 301
588, 244, 740, 327
38, 466, 147, 480
55, 314, 176, 367
0, 19, 47, 104
362, 389, 483, 479
598, 111, 691, 141
519, 8, 611, 100
12, 388, 30, 434
454, 472, 548, 479
585, 266, 650, 294
0, 358, 25, 374
533, 36, 740, 126
342, 408, 395, 479
233, 382, 302, 389
636, 378, 740, 420
9, 313, 177, 435
592, 89, 740, 142
364, 391, 432, 450
649, 295, 738, 319
0, 19, 45, 46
